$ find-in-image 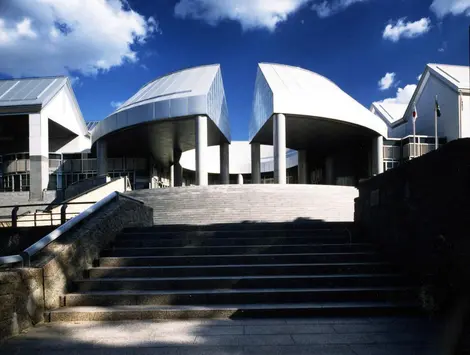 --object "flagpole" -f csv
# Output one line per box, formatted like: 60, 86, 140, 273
435, 96, 438, 150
